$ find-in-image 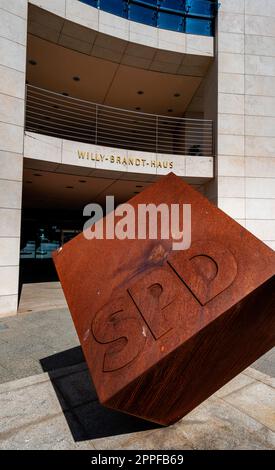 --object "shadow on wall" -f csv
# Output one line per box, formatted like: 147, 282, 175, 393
40, 347, 159, 441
